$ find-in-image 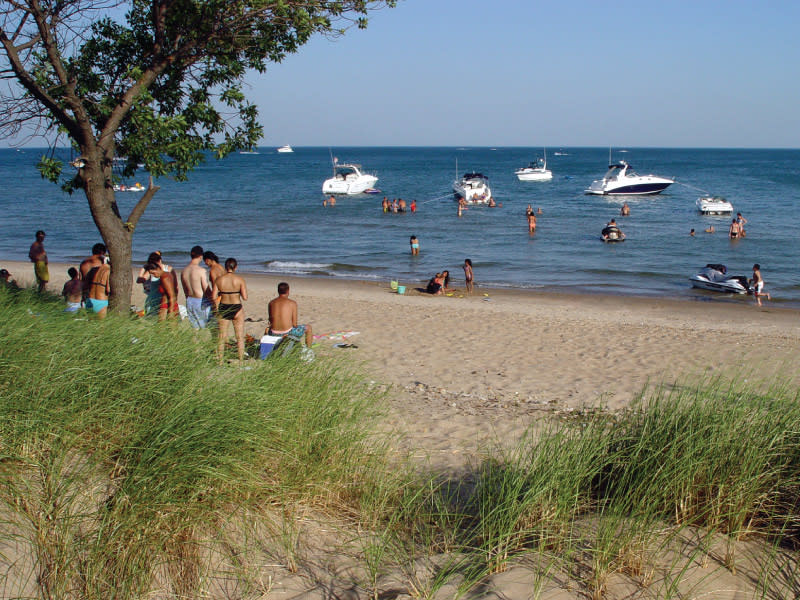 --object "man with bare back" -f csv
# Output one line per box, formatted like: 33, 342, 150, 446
181, 245, 210, 328
267, 282, 313, 348
79, 243, 107, 303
